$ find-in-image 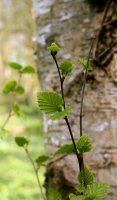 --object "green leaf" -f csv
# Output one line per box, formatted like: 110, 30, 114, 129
60, 60, 74, 76
37, 91, 63, 114
55, 143, 74, 155
15, 85, 24, 95
77, 57, 92, 72
47, 188, 62, 200
47, 42, 61, 53
21, 66, 35, 74
37, 91, 71, 120
50, 107, 71, 120
77, 184, 85, 193
2, 80, 17, 94
35, 155, 49, 166
13, 104, 20, 116
76, 134, 92, 154
77, 57, 87, 67
8, 62, 22, 70
70, 183, 109, 200
69, 194, 85, 200
0, 128, 9, 138
85, 183, 109, 200
13, 104, 26, 119
78, 166, 94, 186
15, 137, 29, 147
